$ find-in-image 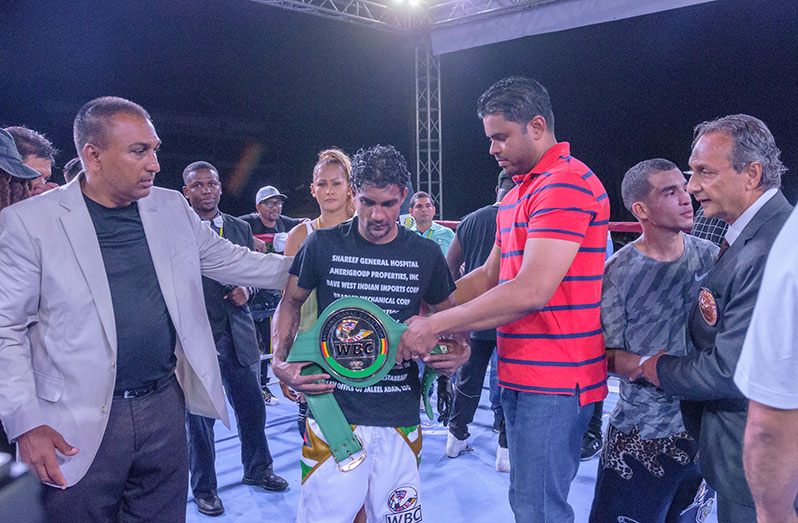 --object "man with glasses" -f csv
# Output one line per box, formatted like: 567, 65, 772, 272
239, 185, 302, 251
240, 186, 304, 404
